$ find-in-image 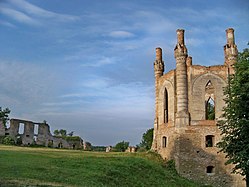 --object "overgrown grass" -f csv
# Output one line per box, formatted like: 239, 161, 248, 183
0, 145, 208, 187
